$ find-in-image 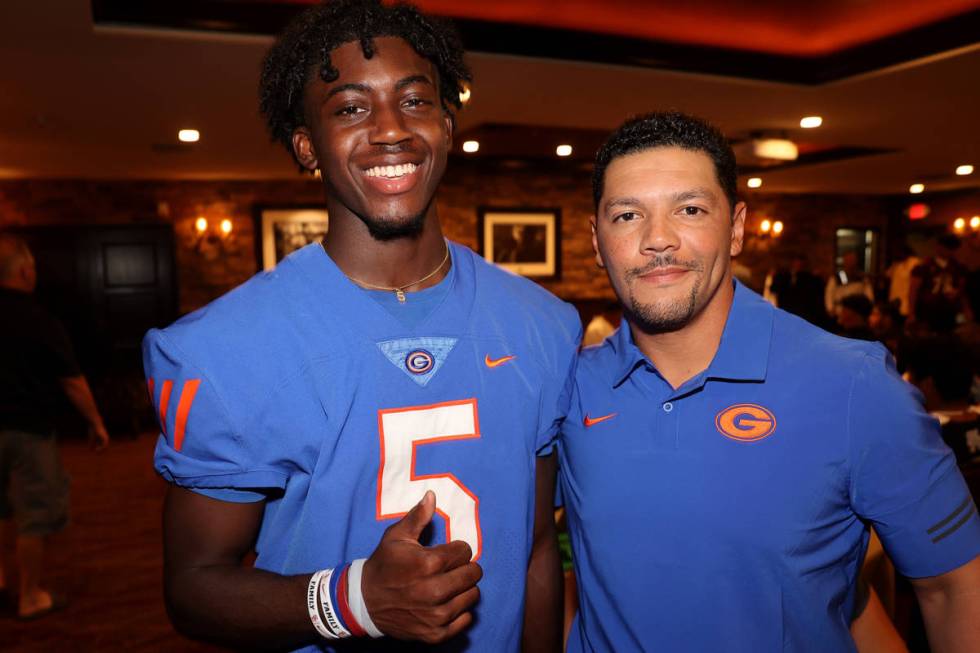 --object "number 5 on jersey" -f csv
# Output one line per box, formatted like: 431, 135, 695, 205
377, 399, 482, 561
